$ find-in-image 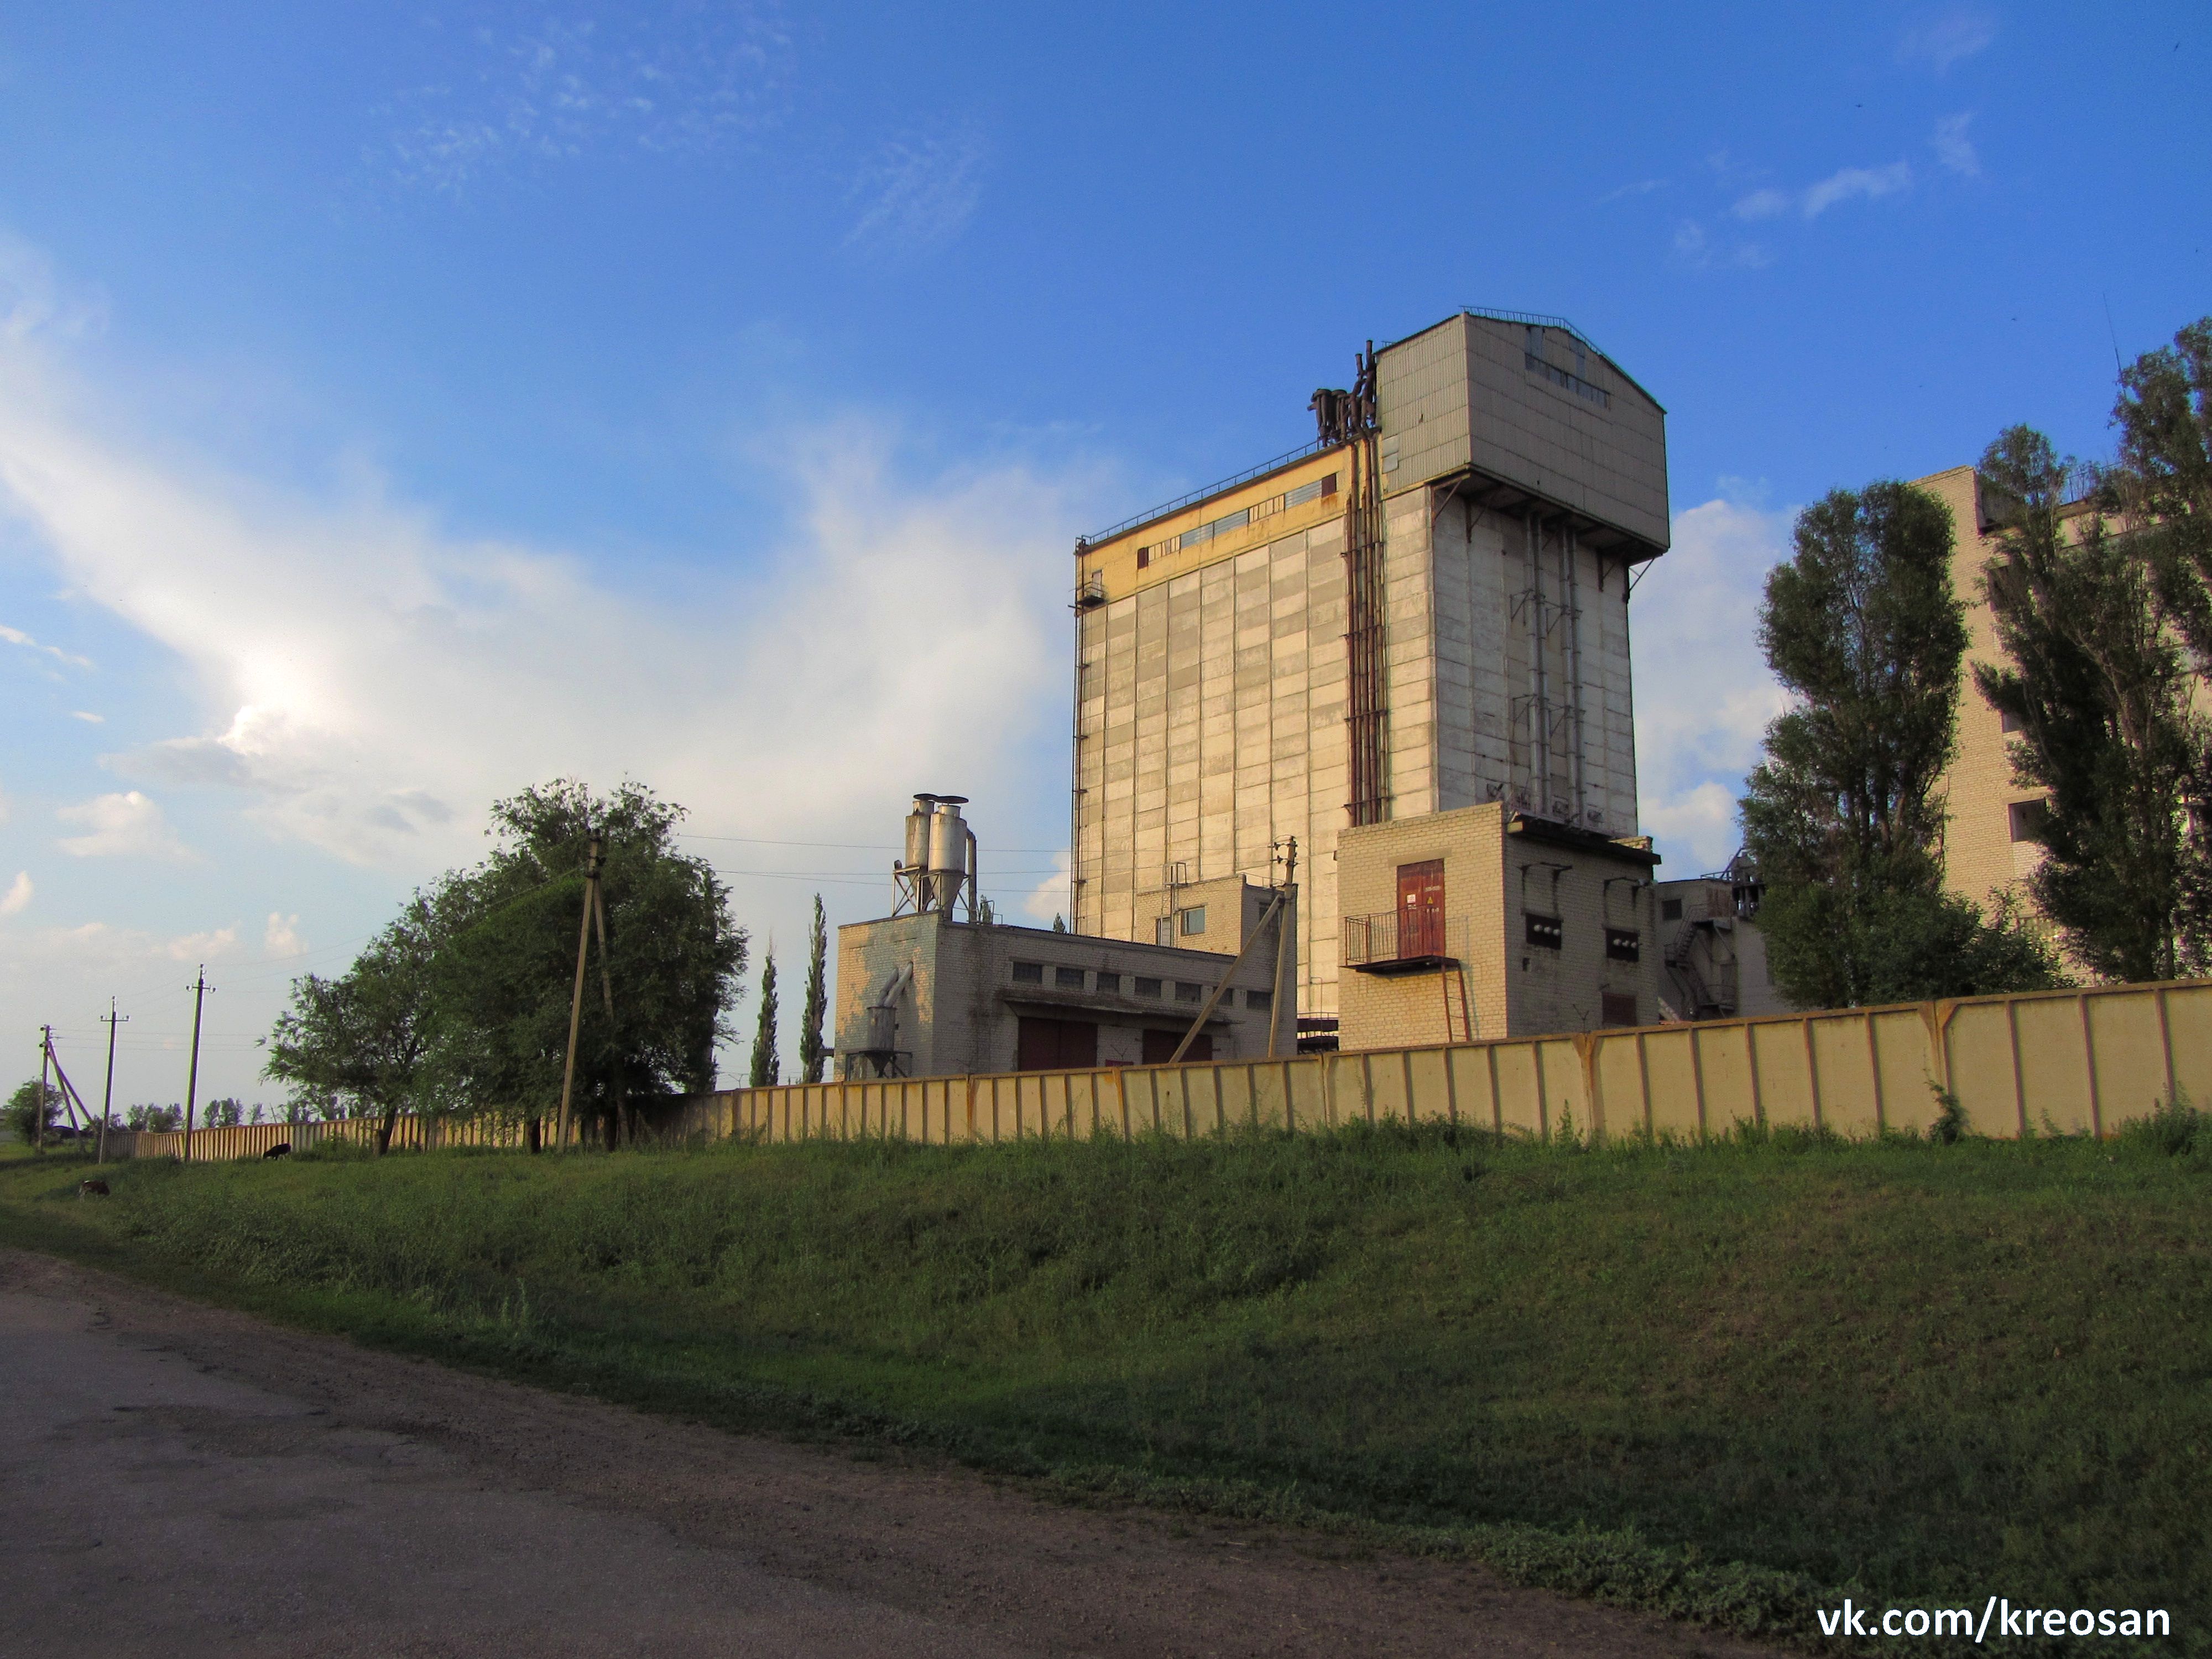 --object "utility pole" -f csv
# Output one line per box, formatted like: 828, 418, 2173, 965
35, 1026, 52, 1152
99, 999, 127, 1164
556, 837, 606, 1151
183, 966, 213, 1164
40, 1030, 90, 1135
1269, 837, 1298, 1058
